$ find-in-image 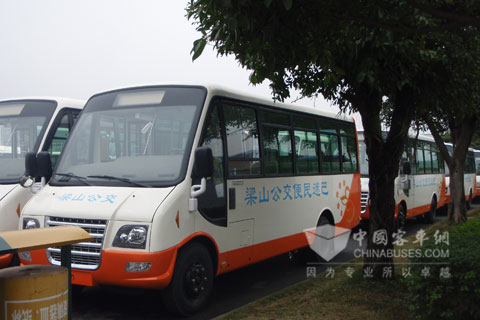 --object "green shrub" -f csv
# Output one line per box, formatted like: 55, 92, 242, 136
406, 215, 480, 320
